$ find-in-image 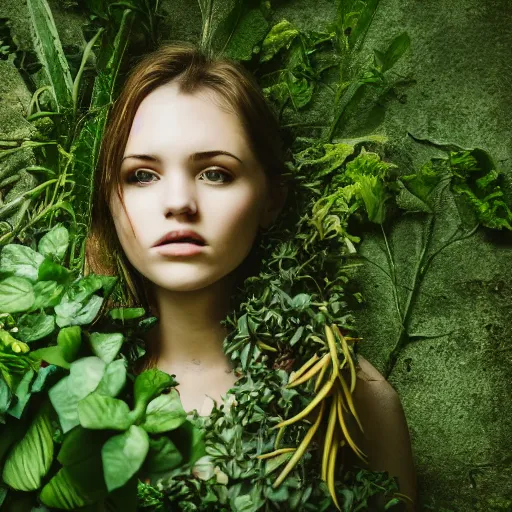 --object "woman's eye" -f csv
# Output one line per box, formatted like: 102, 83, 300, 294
199, 169, 233, 184
127, 169, 155, 184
